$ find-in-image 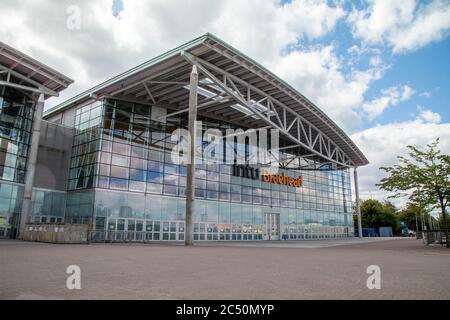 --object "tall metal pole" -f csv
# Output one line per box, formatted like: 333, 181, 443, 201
185, 65, 198, 246
353, 167, 362, 239
18, 92, 45, 238
415, 212, 419, 239
421, 211, 426, 243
